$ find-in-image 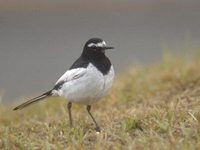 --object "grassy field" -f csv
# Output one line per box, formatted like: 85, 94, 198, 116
1, 54, 200, 150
